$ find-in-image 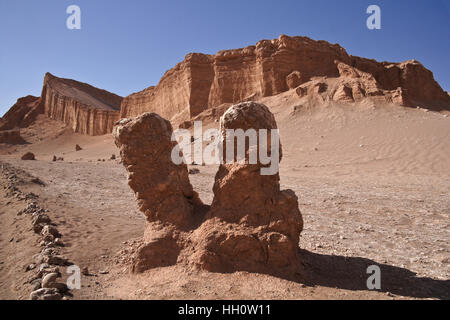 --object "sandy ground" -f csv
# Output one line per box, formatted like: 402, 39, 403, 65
0, 93, 449, 300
